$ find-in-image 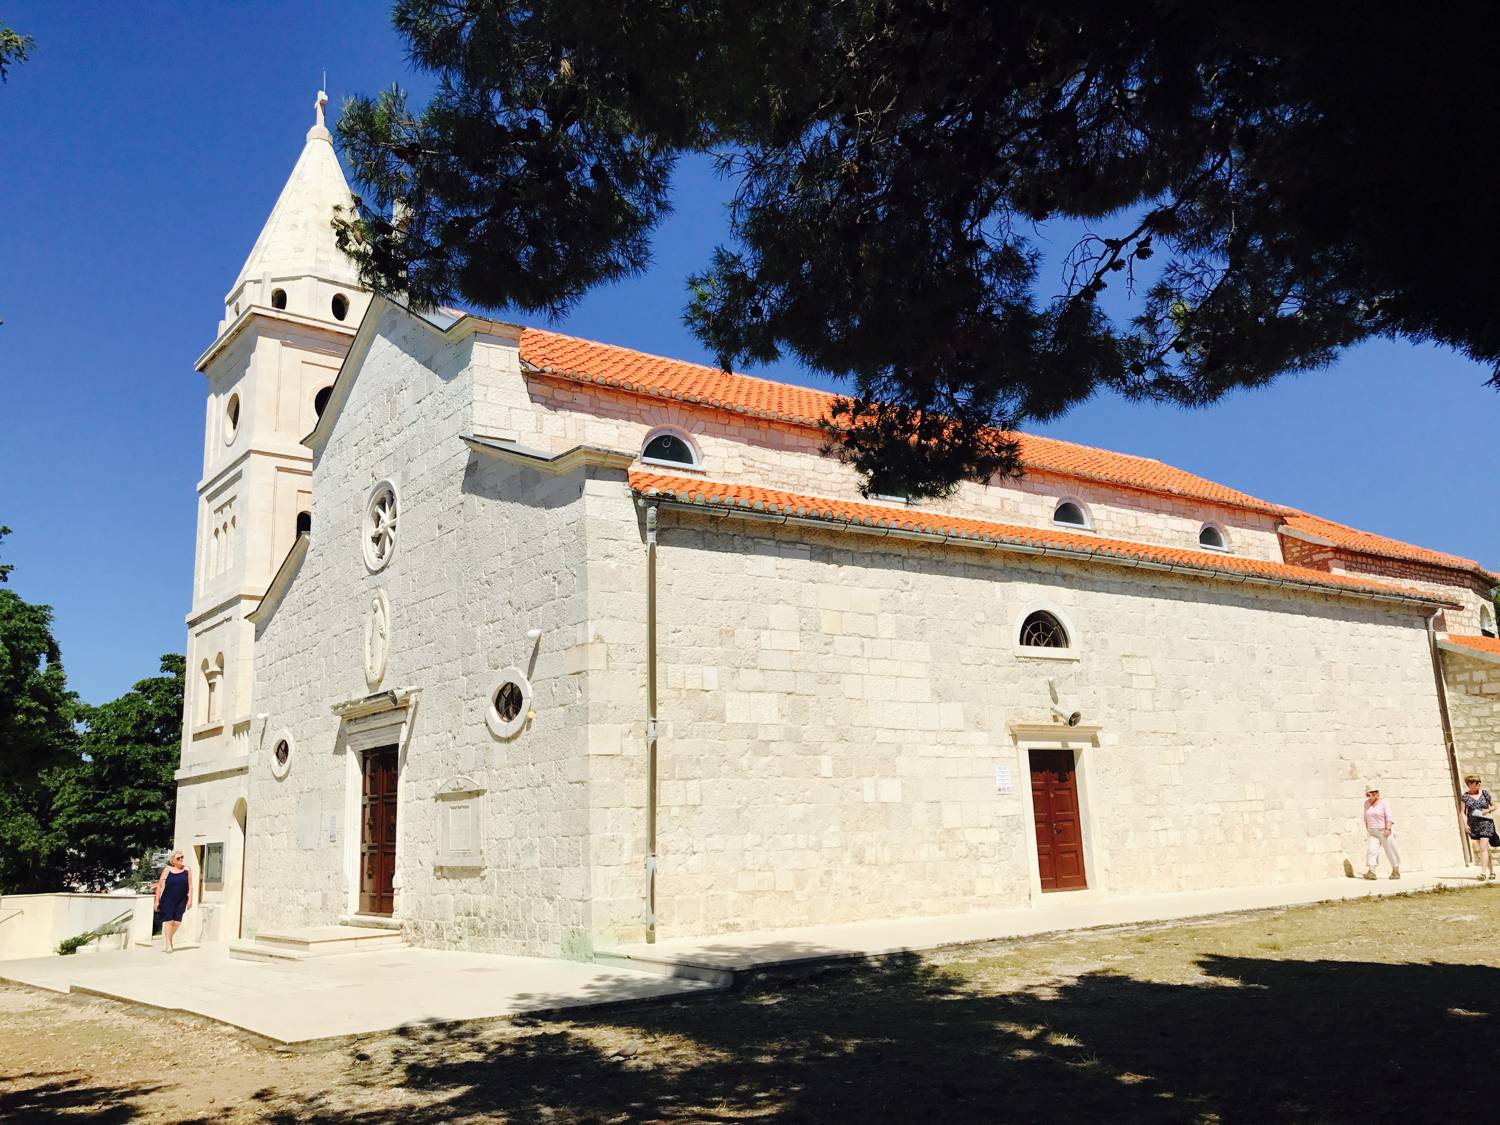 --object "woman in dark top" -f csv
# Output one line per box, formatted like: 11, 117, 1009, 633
1461, 776, 1498, 881
153, 850, 193, 952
